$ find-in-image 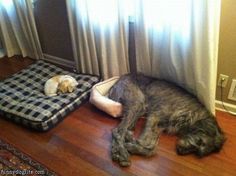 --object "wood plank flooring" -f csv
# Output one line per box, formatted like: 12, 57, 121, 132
0, 56, 236, 176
